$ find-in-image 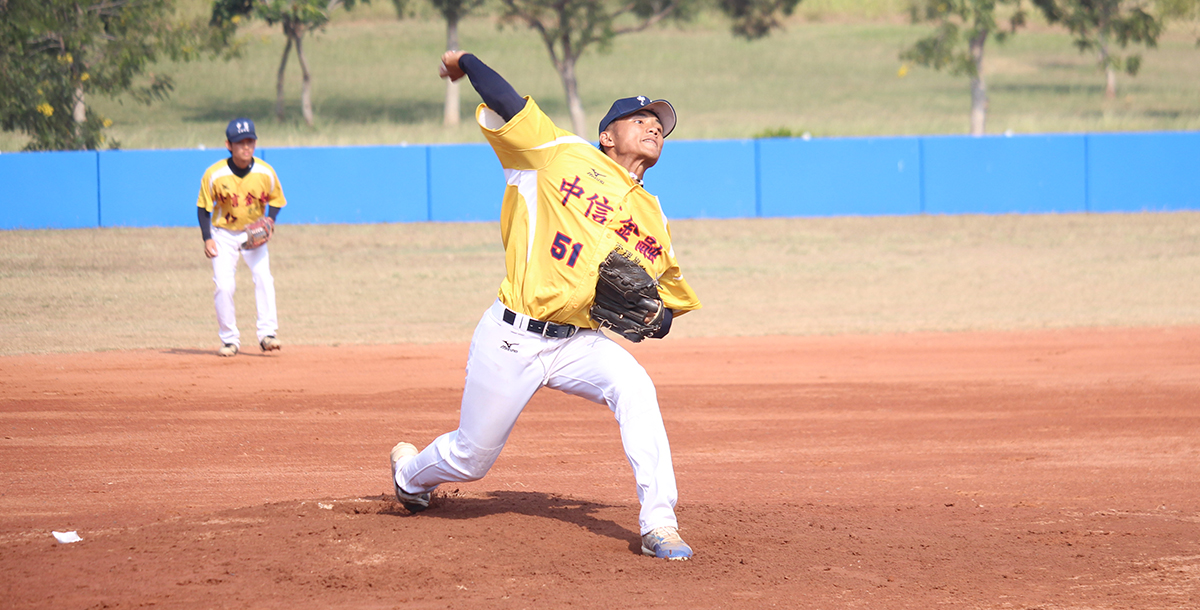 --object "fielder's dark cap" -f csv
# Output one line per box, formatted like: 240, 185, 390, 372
226, 118, 257, 143
598, 96, 676, 139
